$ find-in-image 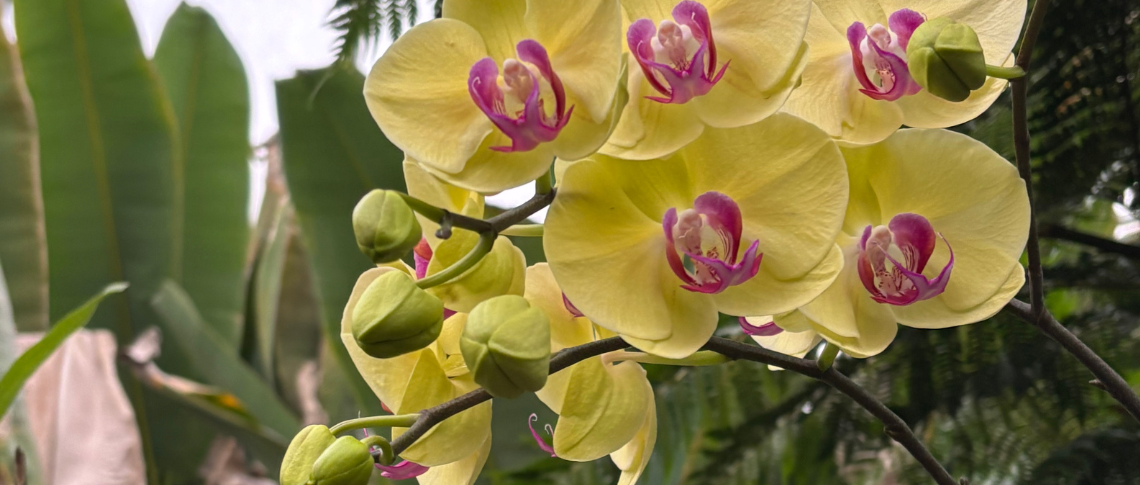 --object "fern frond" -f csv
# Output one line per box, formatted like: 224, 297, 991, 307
329, 0, 414, 65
